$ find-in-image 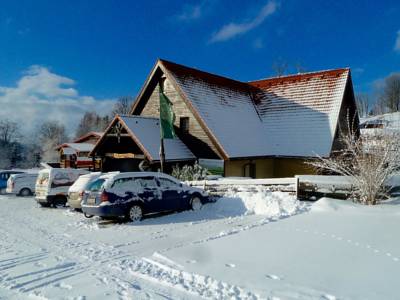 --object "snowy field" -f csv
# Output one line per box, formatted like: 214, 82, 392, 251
0, 192, 399, 300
